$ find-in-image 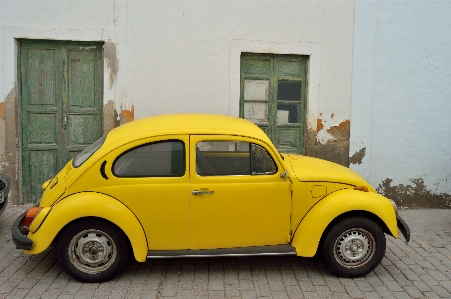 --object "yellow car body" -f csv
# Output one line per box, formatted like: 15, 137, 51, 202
12, 114, 410, 282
